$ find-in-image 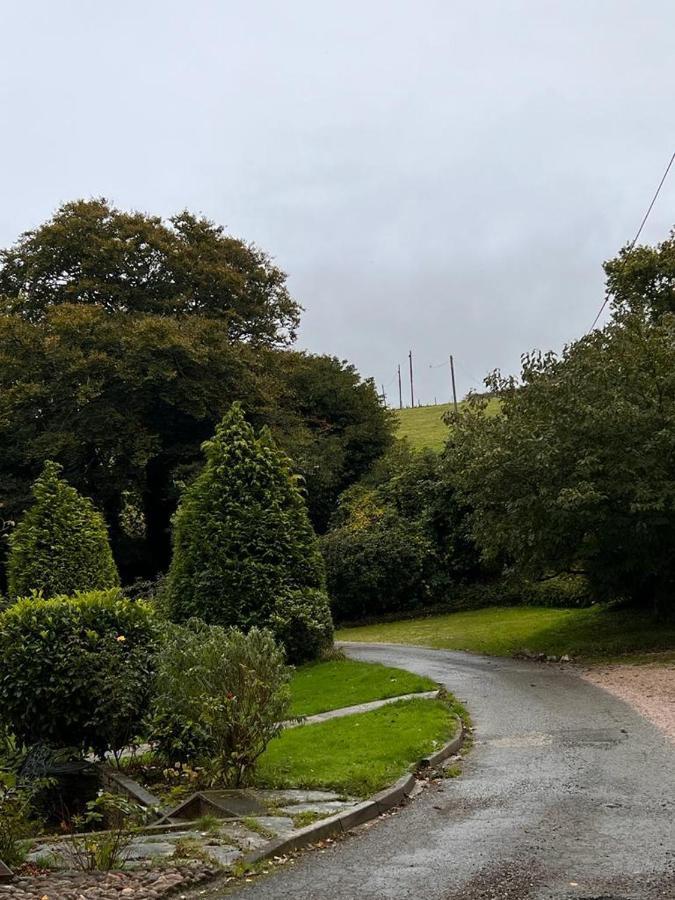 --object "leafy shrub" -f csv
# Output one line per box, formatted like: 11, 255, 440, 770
66, 792, 149, 871
0, 772, 33, 868
7, 461, 119, 599
442, 574, 594, 612
149, 621, 290, 785
270, 588, 334, 664
165, 403, 333, 660
322, 506, 435, 622
323, 445, 483, 623
0, 591, 157, 757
